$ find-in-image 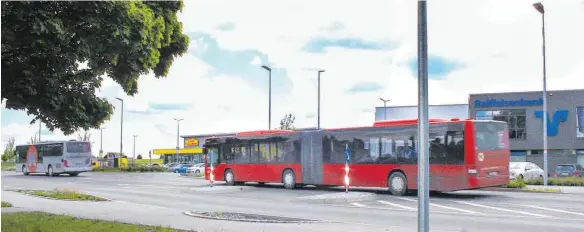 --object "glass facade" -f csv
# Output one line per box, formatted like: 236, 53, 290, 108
476, 109, 526, 140
577, 107, 584, 138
